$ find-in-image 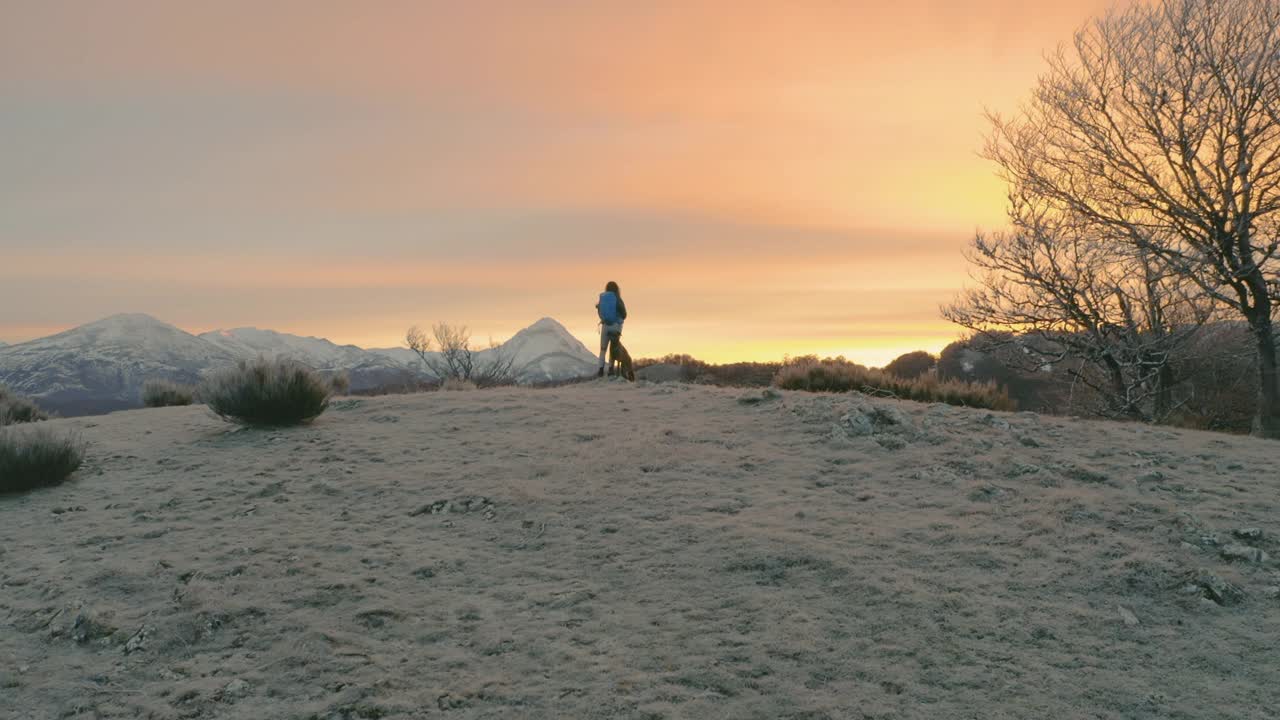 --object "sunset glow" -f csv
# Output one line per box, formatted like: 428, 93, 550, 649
1, 1, 1114, 364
